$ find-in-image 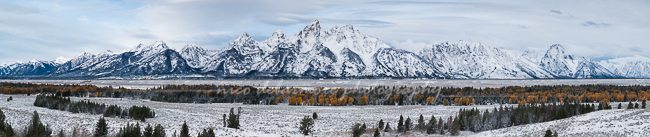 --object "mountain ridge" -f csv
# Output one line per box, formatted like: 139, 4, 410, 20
0, 20, 644, 79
